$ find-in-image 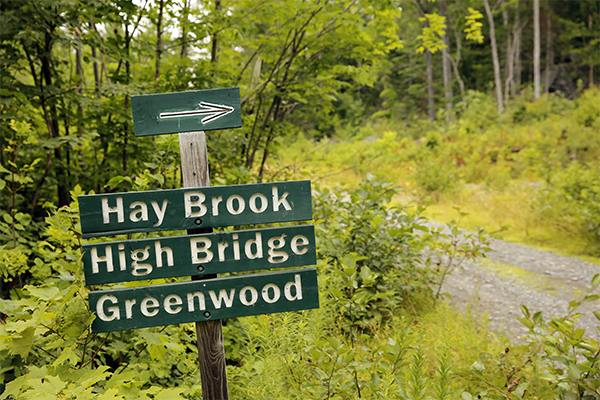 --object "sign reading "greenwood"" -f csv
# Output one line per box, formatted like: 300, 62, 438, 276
89, 268, 319, 332
82, 225, 316, 285
78, 181, 312, 238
